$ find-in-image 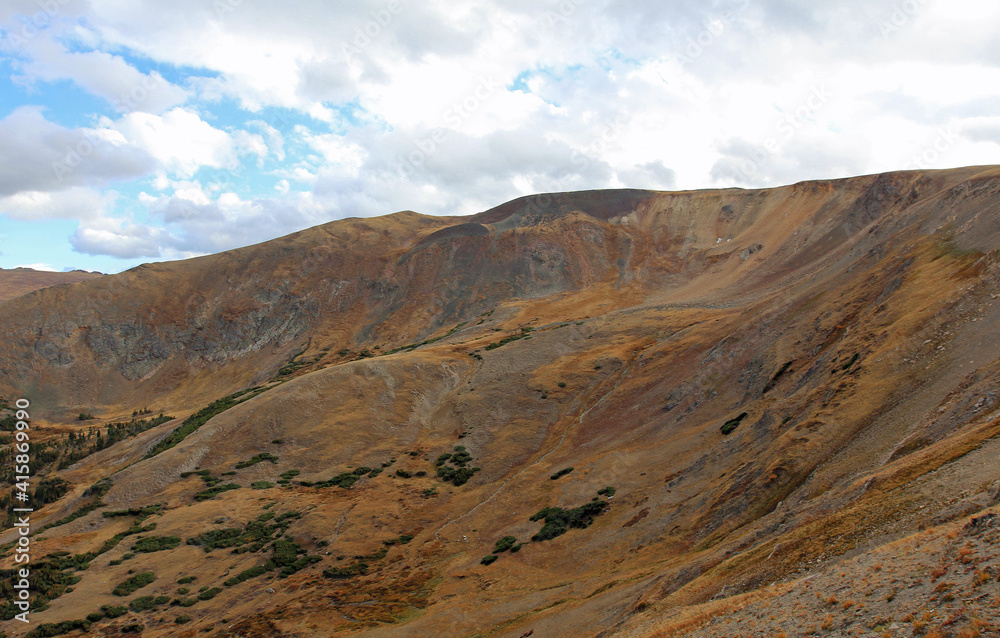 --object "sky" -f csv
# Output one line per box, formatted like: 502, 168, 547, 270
0, 0, 998, 274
